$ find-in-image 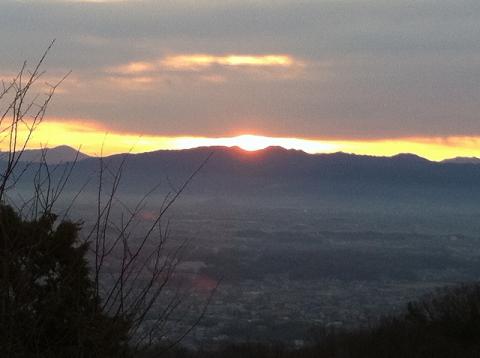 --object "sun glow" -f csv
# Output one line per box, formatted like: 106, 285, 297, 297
4, 120, 480, 161
232, 135, 272, 151
173, 135, 338, 154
